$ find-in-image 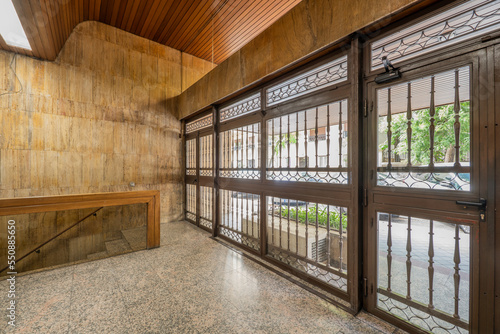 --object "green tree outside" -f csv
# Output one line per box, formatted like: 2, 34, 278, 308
378, 102, 470, 165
